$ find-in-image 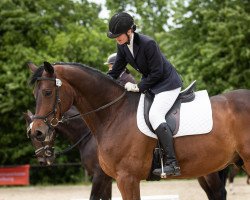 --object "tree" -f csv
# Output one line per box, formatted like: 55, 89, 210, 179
0, 0, 115, 183
158, 0, 250, 94
106, 0, 250, 94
